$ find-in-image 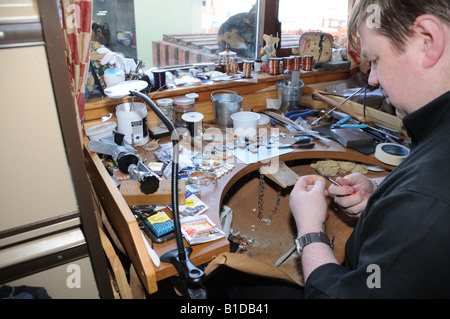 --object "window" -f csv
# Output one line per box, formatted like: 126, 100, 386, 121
91, 0, 259, 68
278, 0, 349, 49
92, 0, 137, 60
89, 0, 350, 87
